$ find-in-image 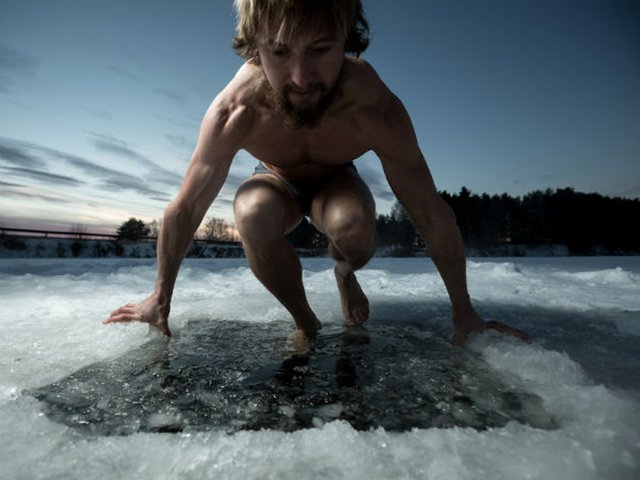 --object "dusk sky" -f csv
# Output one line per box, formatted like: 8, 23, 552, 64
1, 0, 638, 233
